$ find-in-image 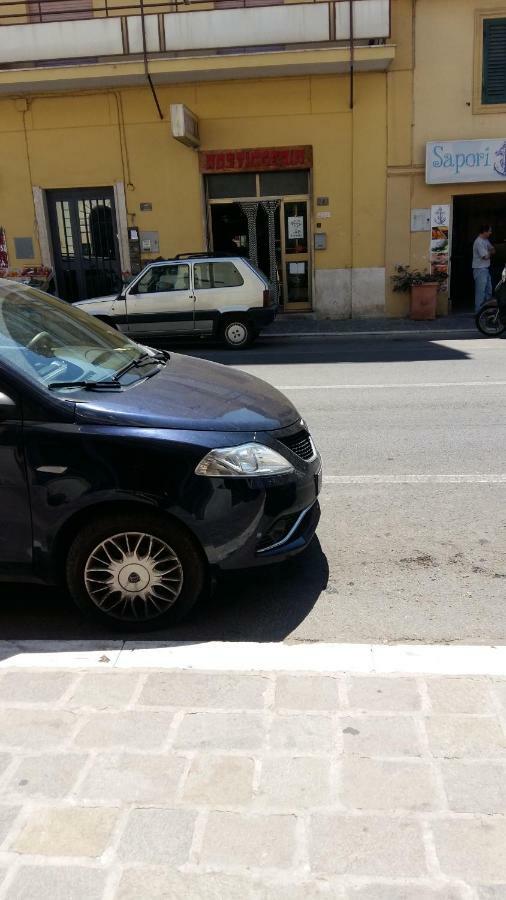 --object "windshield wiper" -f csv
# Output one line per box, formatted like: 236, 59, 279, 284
47, 351, 168, 392
48, 380, 123, 392
113, 351, 167, 382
